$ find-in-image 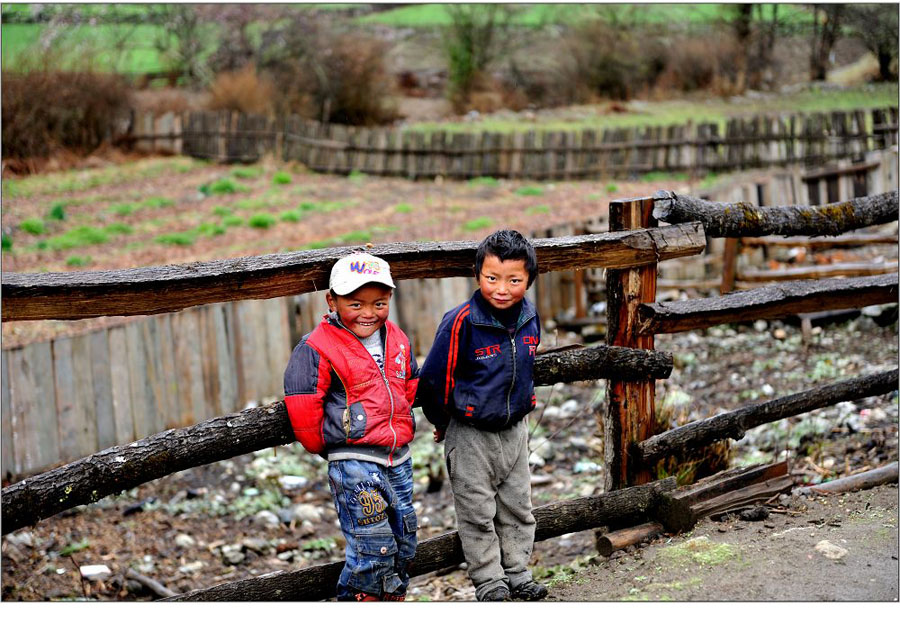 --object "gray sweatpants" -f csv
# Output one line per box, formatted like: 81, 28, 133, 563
444, 417, 536, 600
